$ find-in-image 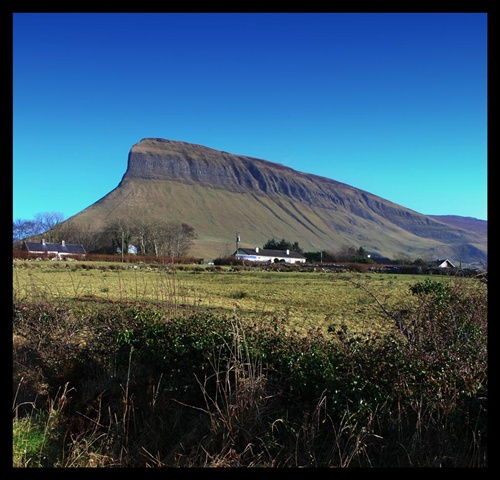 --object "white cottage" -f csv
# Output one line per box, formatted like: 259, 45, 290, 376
234, 247, 306, 264
436, 259, 456, 268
